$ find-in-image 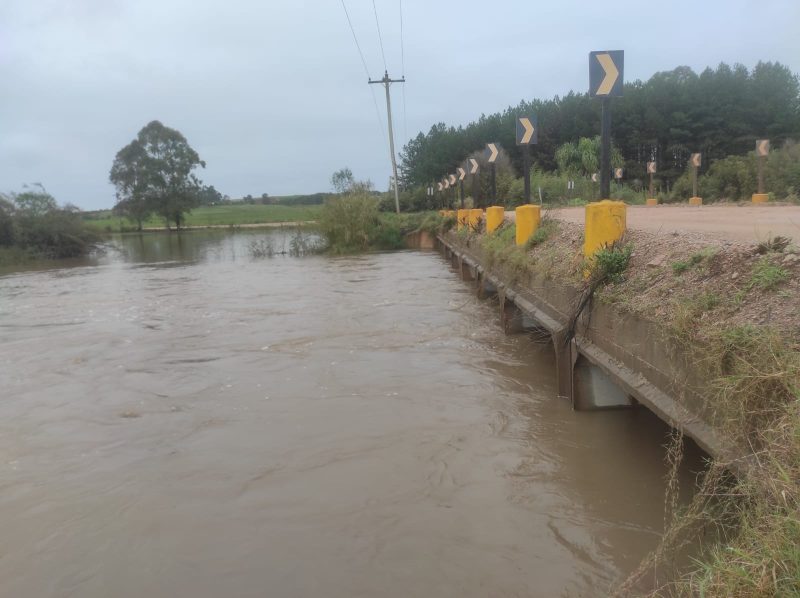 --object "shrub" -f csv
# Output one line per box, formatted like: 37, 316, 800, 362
591, 242, 633, 284
319, 193, 380, 252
